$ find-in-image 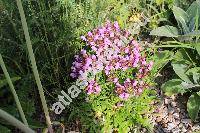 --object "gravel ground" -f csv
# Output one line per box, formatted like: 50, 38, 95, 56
152, 95, 200, 133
